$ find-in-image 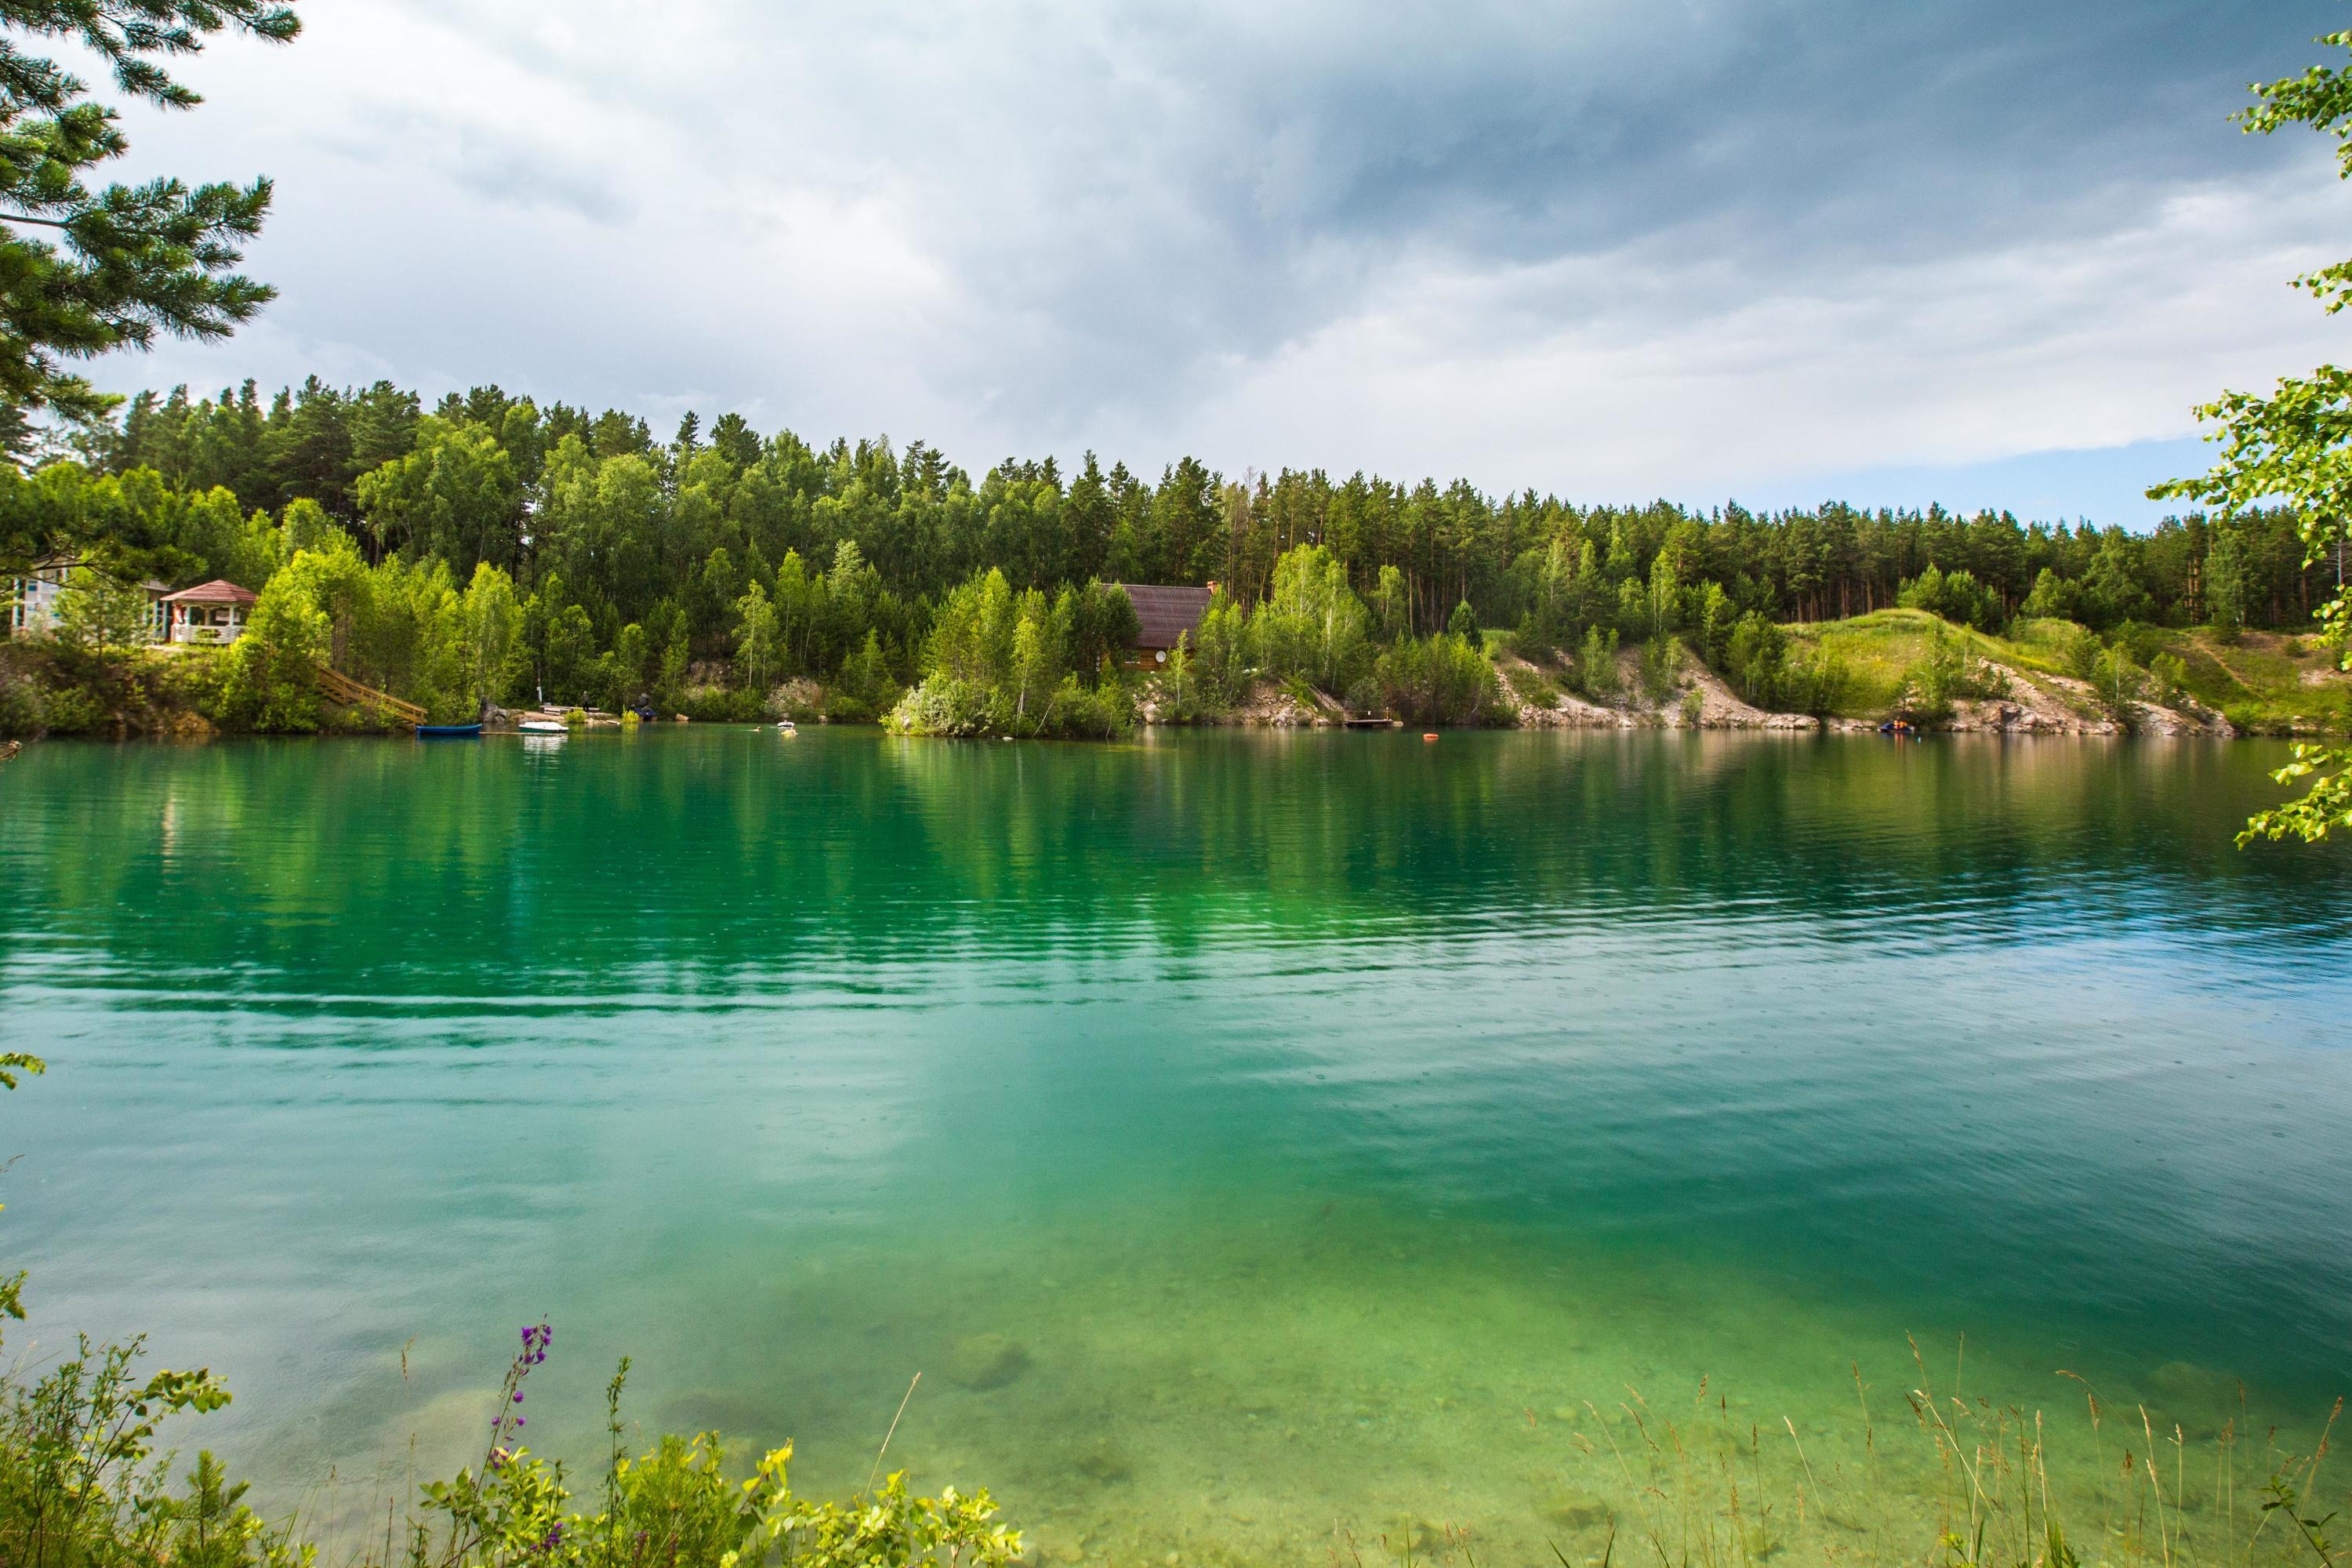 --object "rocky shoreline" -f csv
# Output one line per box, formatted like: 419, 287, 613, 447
1163, 651, 2278, 738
